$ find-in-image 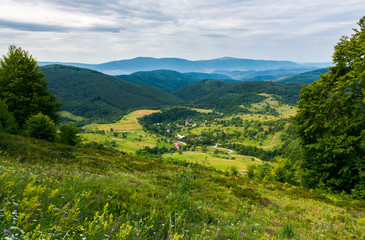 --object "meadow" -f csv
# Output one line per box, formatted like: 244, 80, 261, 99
164, 146, 262, 172
1, 133, 364, 239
